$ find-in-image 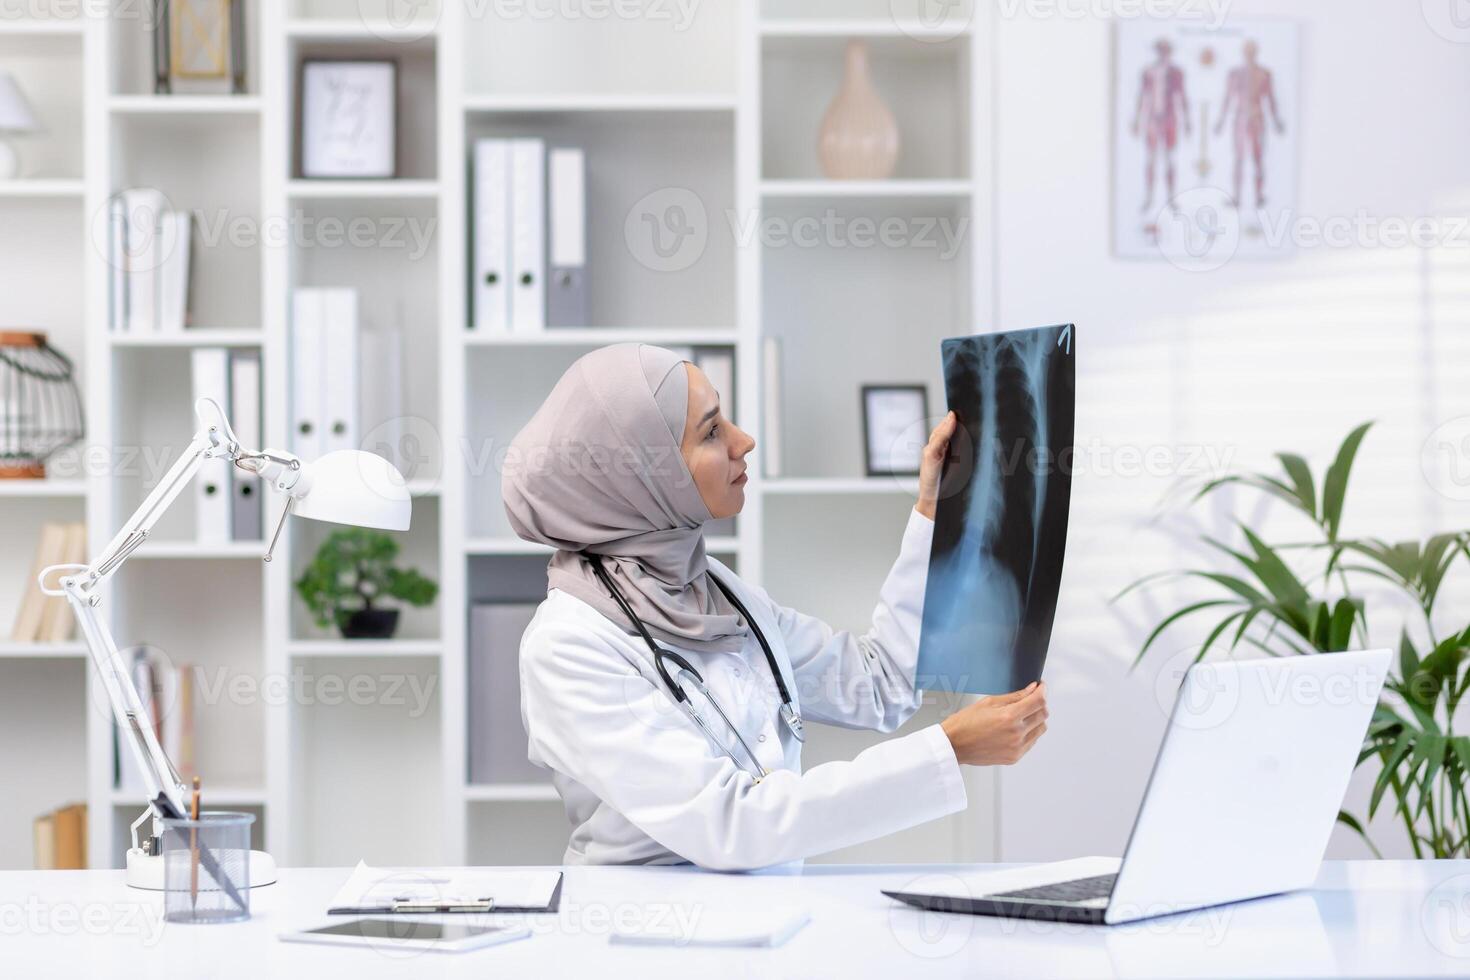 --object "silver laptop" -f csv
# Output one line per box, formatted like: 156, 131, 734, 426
884, 649, 1390, 925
